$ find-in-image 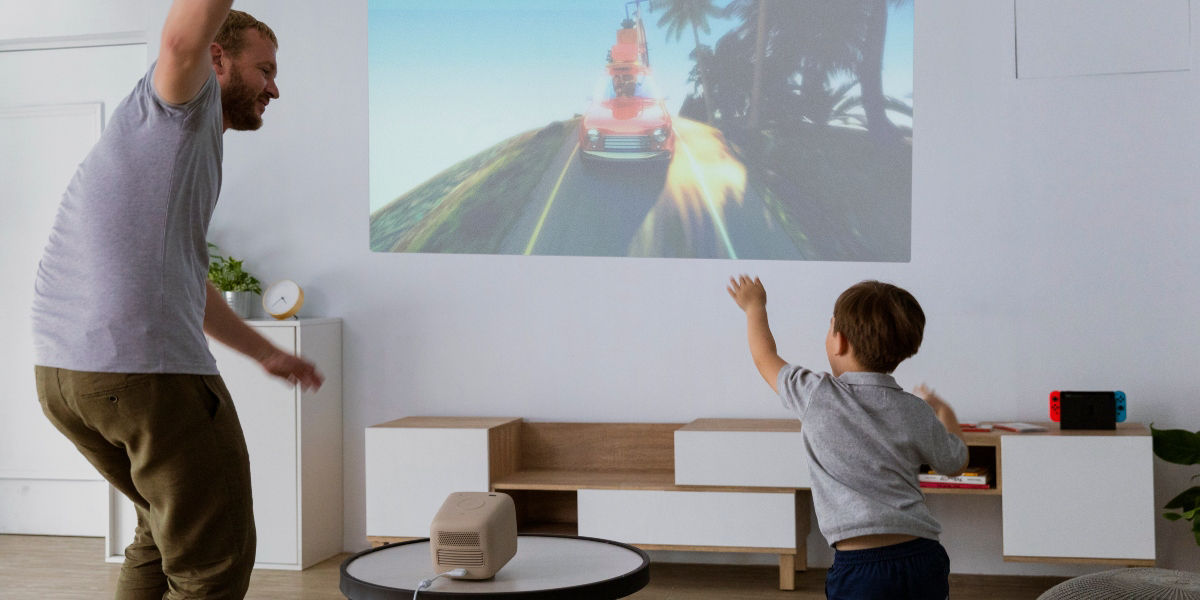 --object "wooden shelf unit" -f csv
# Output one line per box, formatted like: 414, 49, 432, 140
366, 418, 810, 590
365, 417, 1156, 588
489, 422, 683, 539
